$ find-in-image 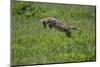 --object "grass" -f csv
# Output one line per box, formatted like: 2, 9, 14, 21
11, 1, 96, 66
